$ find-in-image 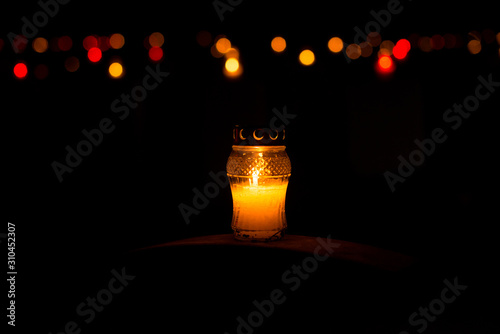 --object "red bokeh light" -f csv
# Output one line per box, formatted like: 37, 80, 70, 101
87, 47, 102, 62
376, 55, 395, 75
83, 36, 98, 51
58, 36, 73, 51
13, 62, 28, 79
393, 39, 411, 60
148, 47, 163, 62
